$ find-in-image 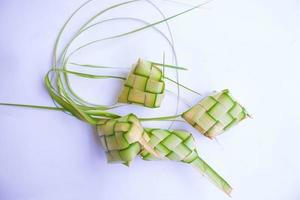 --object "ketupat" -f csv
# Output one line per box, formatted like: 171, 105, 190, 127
96, 115, 233, 195
118, 59, 165, 108
140, 128, 232, 195
96, 113, 159, 166
0, 0, 250, 196
182, 89, 249, 138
